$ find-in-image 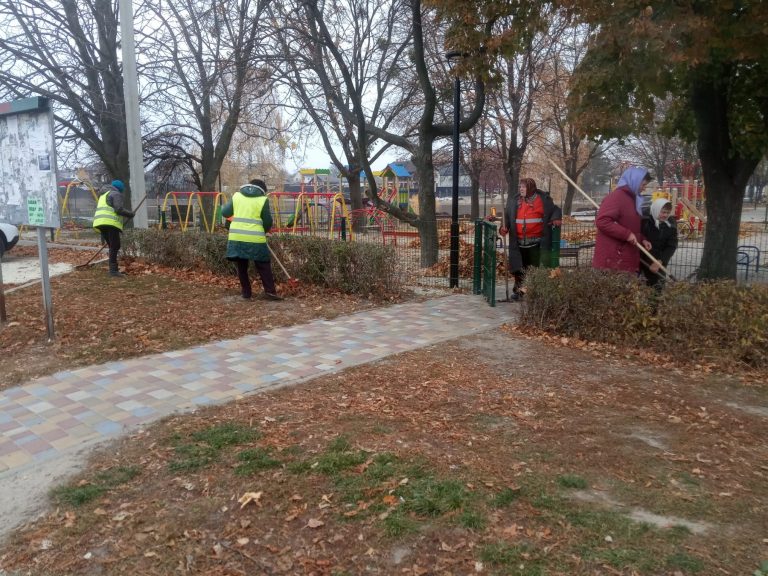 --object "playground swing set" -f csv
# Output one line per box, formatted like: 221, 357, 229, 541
55, 179, 99, 240
349, 163, 420, 245
157, 191, 229, 233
